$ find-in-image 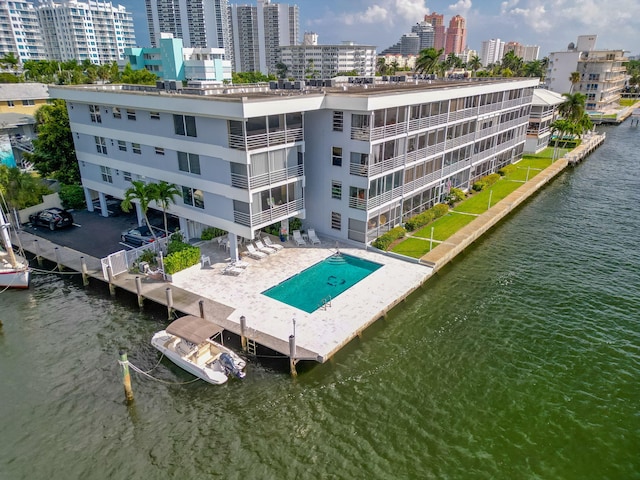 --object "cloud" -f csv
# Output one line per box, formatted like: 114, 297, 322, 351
448, 0, 472, 17
339, 0, 429, 28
